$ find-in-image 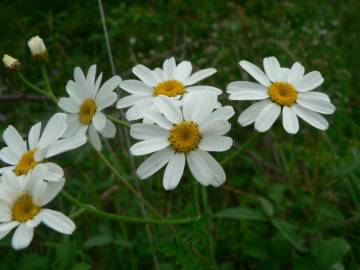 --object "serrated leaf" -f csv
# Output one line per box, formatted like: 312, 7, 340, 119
271, 218, 306, 252
213, 207, 266, 221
